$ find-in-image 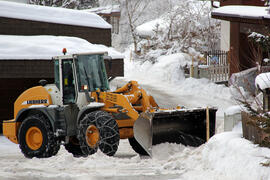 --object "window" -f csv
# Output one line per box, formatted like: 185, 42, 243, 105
111, 16, 119, 34
76, 54, 109, 92
54, 59, 60, 89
